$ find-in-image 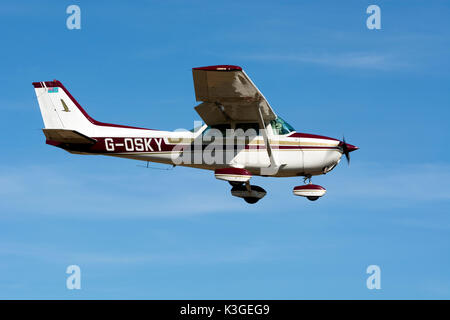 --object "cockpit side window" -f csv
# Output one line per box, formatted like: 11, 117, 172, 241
202, 124, 231, 137
270, 117, 295, 135
235, 122, 259, 132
